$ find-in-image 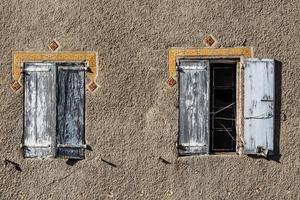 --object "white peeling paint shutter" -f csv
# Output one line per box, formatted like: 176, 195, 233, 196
178, 60, 210, 155
56, 63, 85, 159
244, 59, 275, 155
23, 63, 56, 158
